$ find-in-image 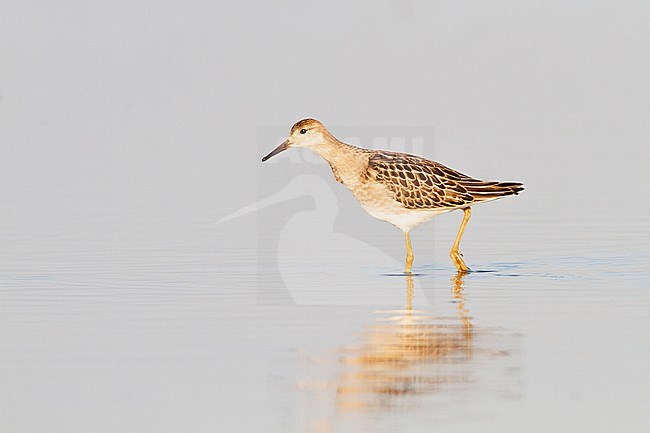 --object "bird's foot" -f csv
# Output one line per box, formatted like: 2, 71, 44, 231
450, 250, 471, 273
